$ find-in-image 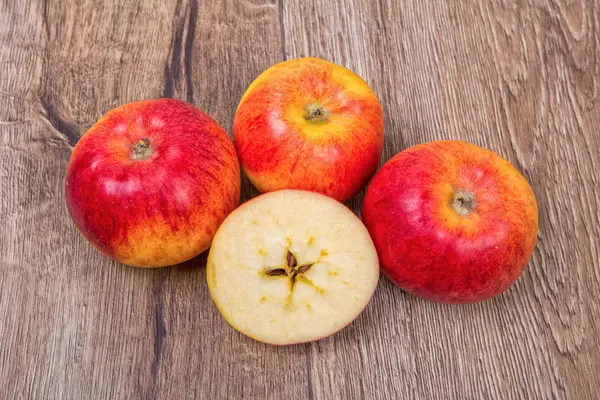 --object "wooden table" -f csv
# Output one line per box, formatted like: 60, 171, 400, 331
2, 1, 599, 399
